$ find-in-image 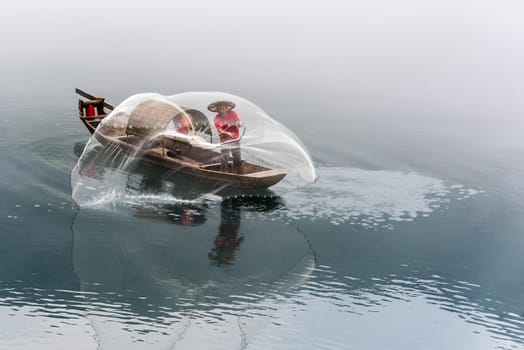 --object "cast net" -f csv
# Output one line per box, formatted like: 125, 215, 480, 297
71, 91, 317, 207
